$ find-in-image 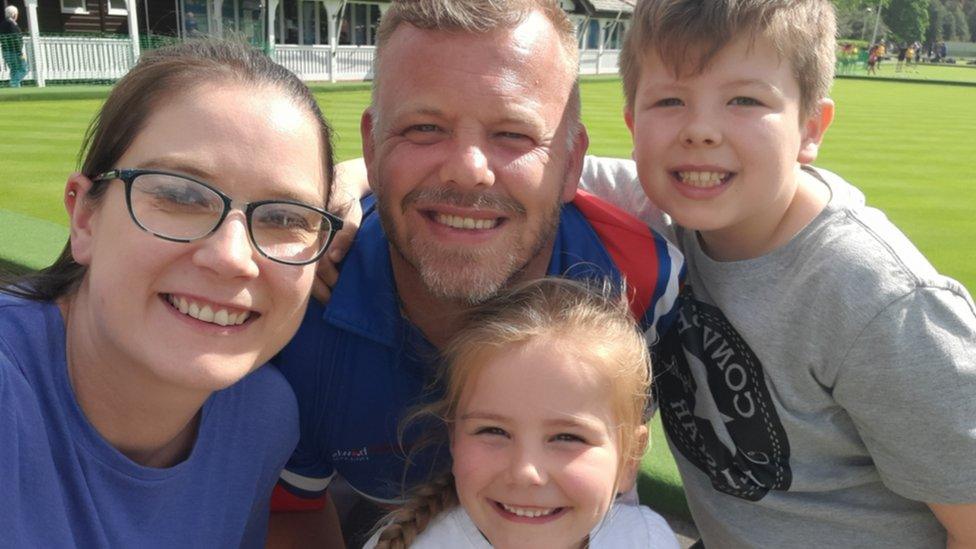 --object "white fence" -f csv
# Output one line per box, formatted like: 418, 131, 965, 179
1, 36, 134, 83
3, 37, 621, 85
